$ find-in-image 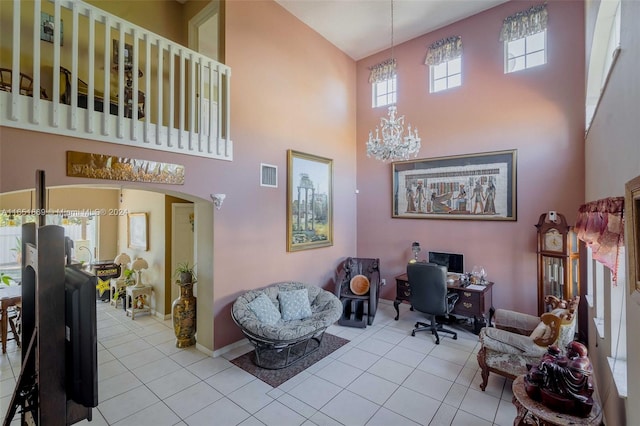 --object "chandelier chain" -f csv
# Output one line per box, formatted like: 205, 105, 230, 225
390, 0, 394, 61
